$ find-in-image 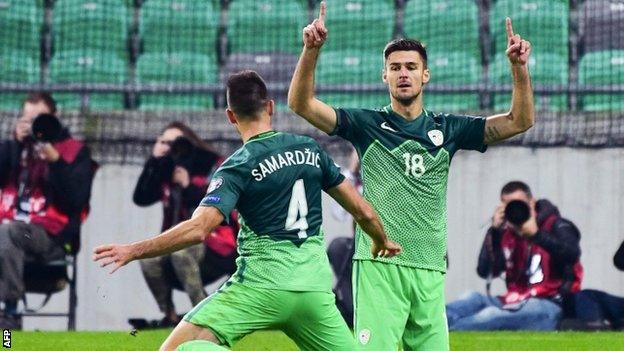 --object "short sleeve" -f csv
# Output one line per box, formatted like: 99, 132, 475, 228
454, 115, 488, 152
199, 164, 248, 221
317, 146, 345, 190
329, 108, 358, 142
